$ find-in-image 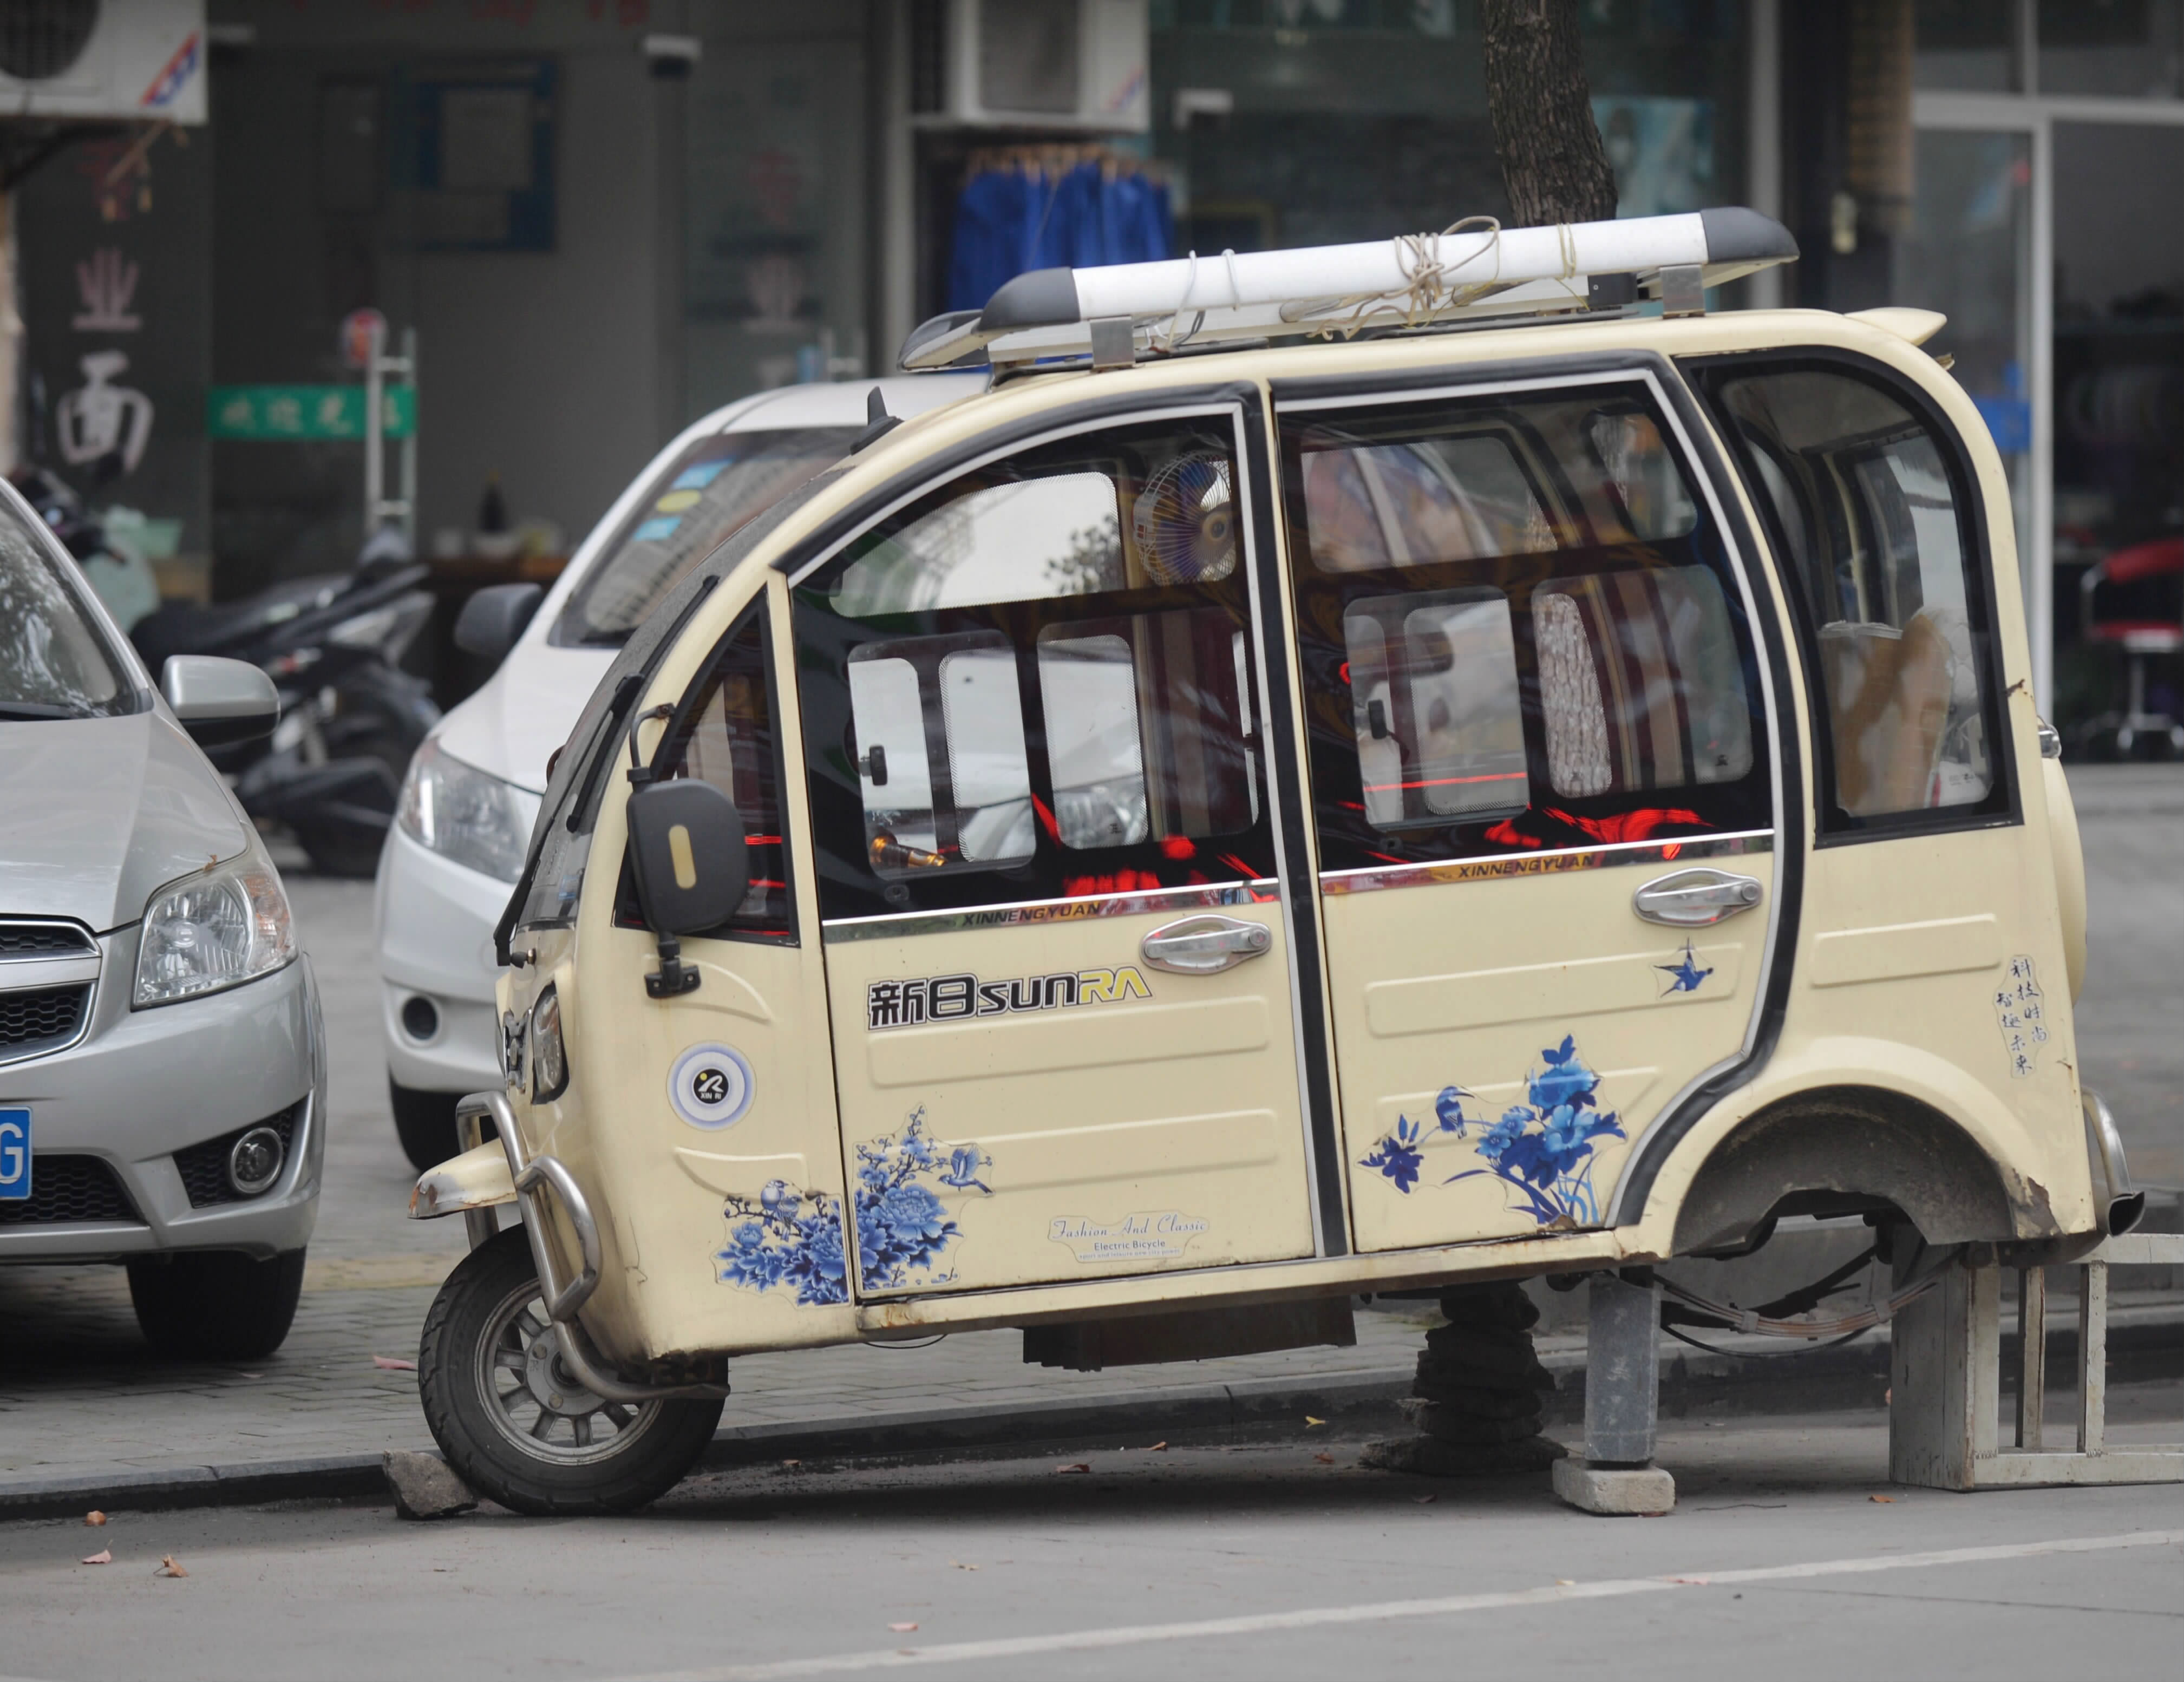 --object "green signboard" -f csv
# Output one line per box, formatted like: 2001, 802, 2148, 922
206, 384, 416, 441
